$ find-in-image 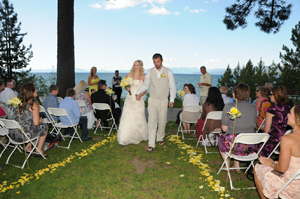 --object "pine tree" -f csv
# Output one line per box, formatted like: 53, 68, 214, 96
254, 58, 269, 87
0, 0, 32, 78
240, 60, 256, 101
223, 0, 292, 34
233, 62, 241, 83
278, 21, 300, 89
217, 65, 234, 96
266, 61, 279, 86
